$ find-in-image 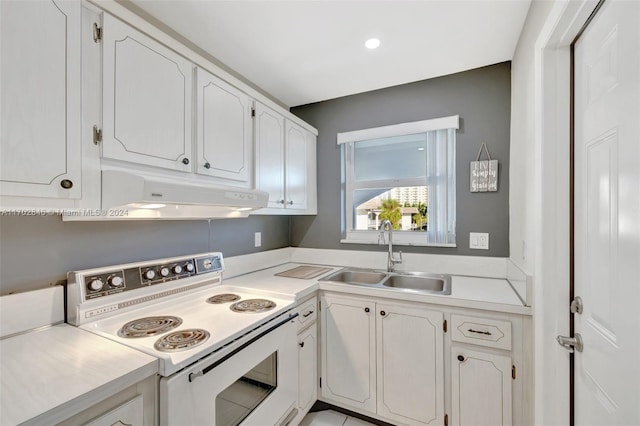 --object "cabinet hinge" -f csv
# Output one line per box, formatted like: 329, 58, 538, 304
93, 125, 102, 145
93, 23, 102, 42
512, 365, 516, 380
251, 108, 256, 118
443, 319, 448, 333
444, 414, 448, 426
